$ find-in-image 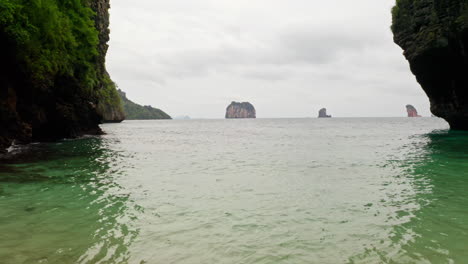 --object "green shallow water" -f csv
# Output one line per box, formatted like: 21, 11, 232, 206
1, 118, 467, 263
